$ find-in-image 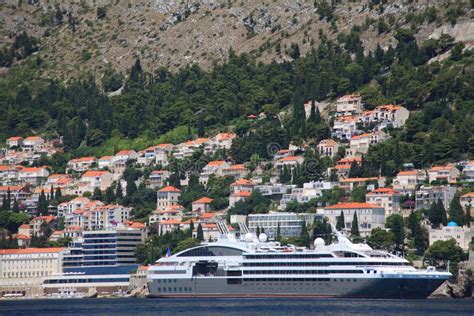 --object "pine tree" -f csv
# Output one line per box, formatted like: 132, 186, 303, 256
189, 220, 194, 238
336, 210, 345, 231
6, 188, 11, 209
92, 187, 103, 201
115, 183, 123, 200
55, 187, 62, 200
351, 212, 360, 237
465, 205, 471, 228
126, 180, 137, 197
50, 185, 54, 200
256, 225, 260, 237
308, 99, 317, 123
1, 194, 8, 211
393, 141, 401, 171
12, 198, 19, 213
196, 223, 204, 241
276, 222, 281, 240
448, 193, 465, 226
197, 113, 205, 137
428, 201, 441, 227
104, 186, 115, 203
438, 198, 448, 226
38, 190, 48, 216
